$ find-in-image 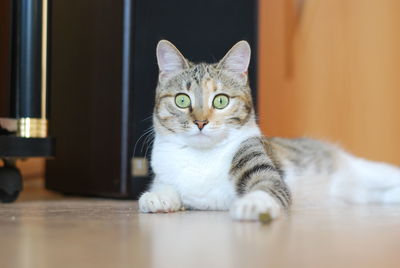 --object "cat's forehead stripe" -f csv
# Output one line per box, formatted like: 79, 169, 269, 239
206, 79, 217, 92
189, 64, 210, 84
194, 84, 203, 108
